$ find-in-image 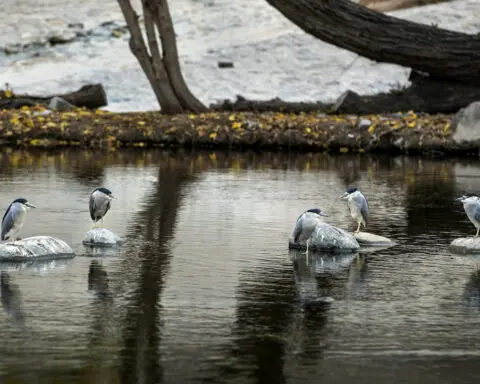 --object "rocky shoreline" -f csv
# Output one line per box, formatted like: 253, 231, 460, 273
1, 106, 476, 156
